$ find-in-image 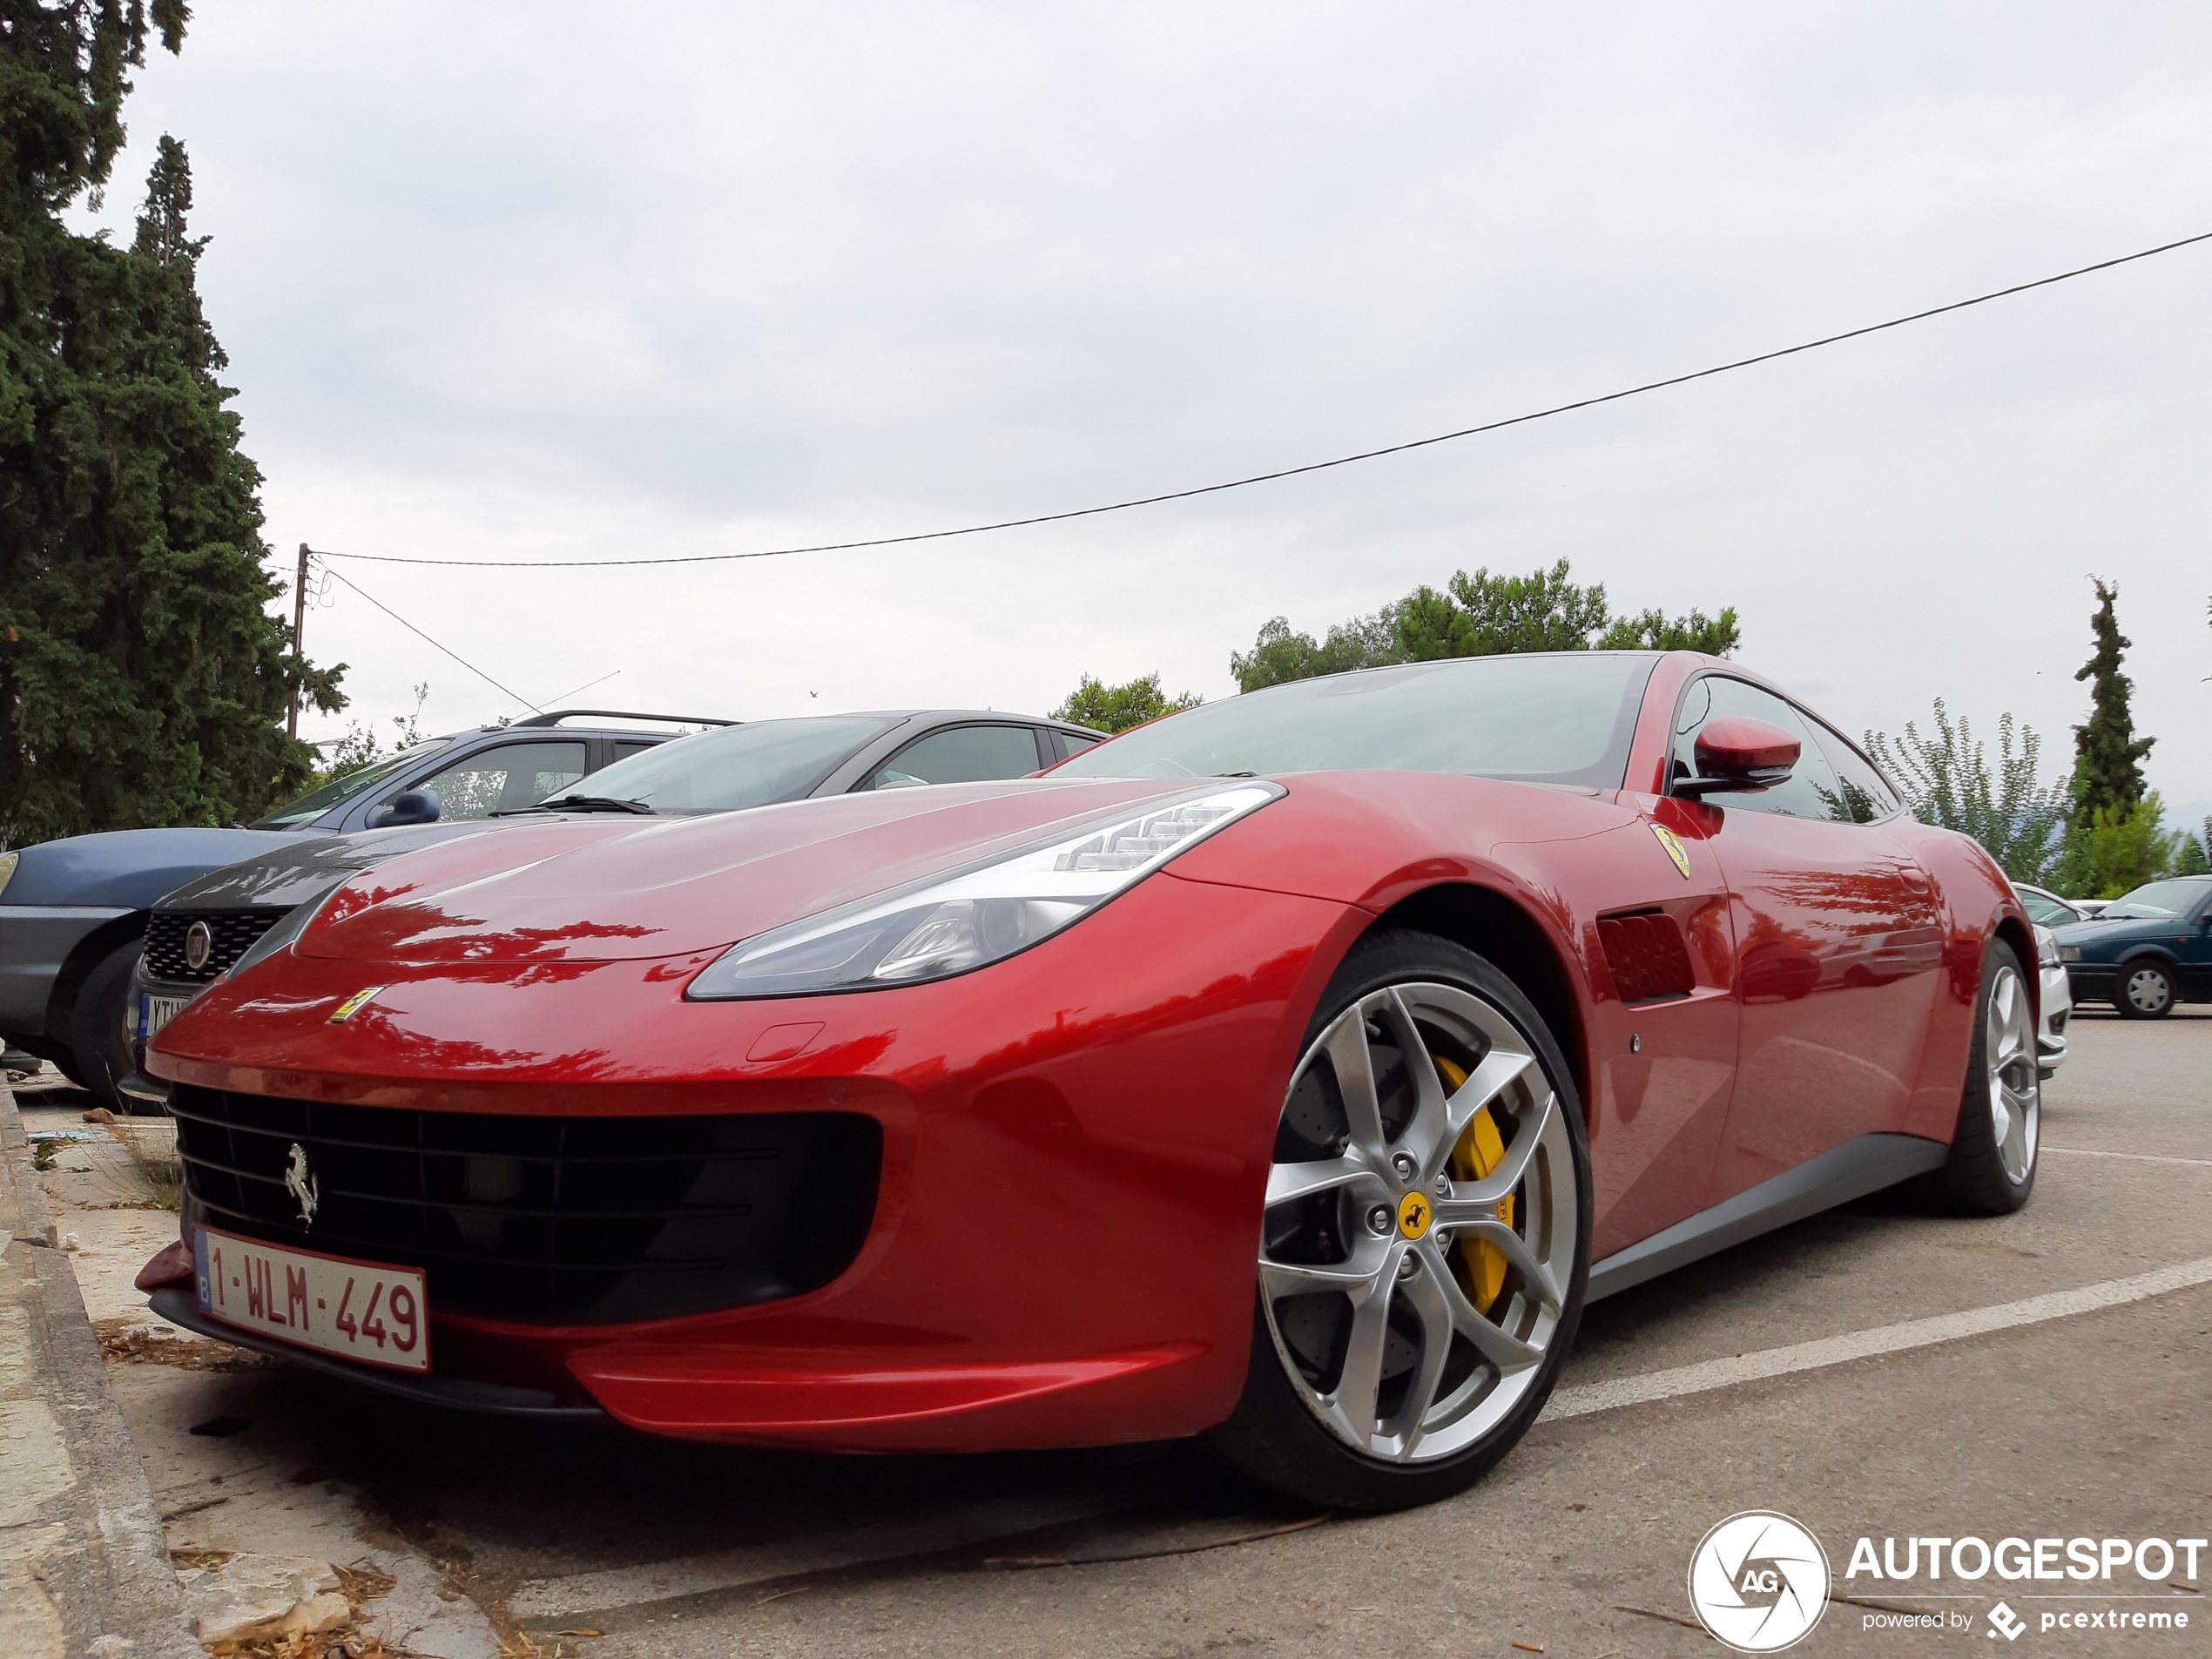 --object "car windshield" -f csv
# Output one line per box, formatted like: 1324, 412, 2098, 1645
551, 716, 894, 813
248, 746, 438, 828
1055, 653, 1660, 789
2096, 877, 2212, 920
2016, 891, 2077, 927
